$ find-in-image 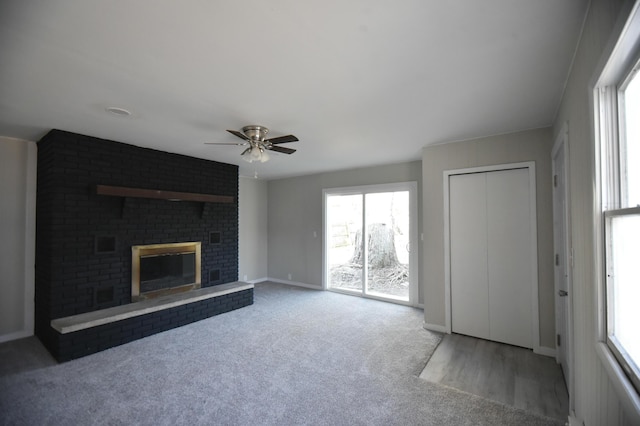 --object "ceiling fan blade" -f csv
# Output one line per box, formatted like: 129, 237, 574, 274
265, 135, 299, 144
269, 145, 296, 154
227, 129, 250, 141
204, 142, 247, 146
